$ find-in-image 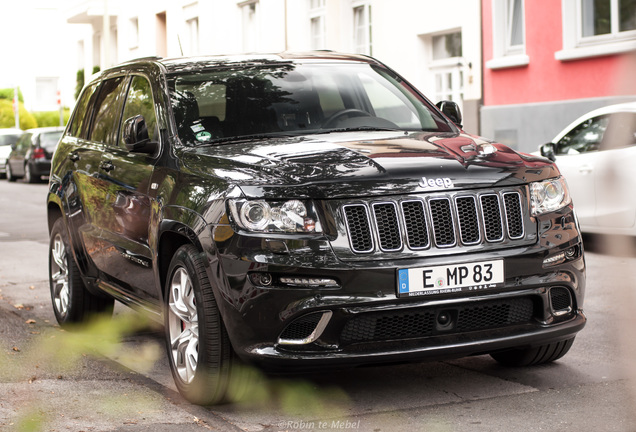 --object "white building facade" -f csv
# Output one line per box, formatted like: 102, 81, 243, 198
67, 0, 483, 132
